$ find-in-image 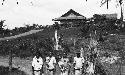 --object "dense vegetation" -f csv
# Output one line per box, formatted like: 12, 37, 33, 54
0, 17, 125, 75
0, 17, 125, 59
